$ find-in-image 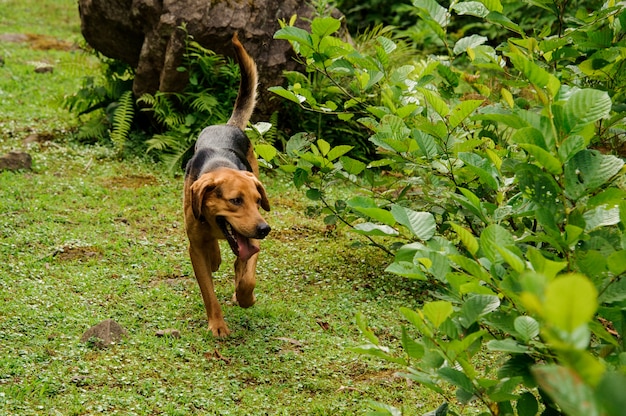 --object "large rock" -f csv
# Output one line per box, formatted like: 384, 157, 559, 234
78, 0, 343, 118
